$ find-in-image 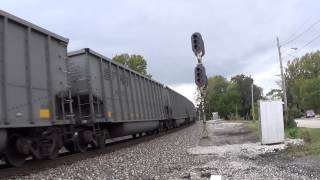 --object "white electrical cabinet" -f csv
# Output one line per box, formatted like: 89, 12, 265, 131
259, 100, 285, 144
